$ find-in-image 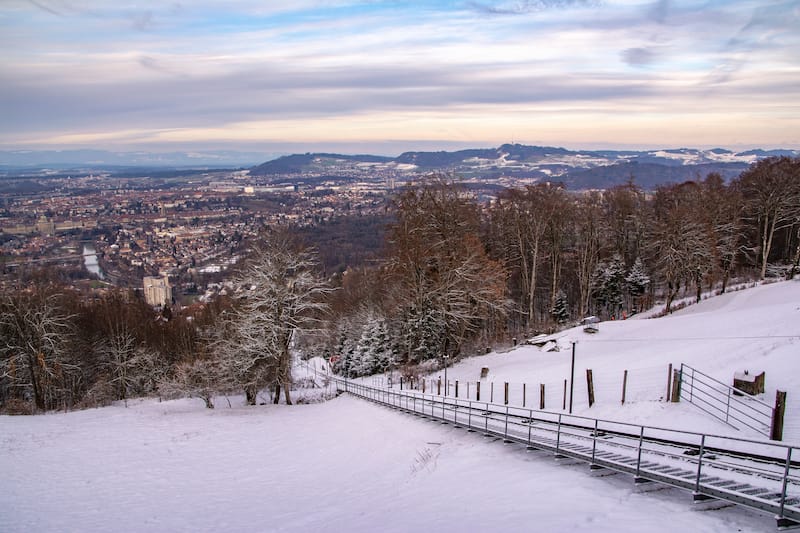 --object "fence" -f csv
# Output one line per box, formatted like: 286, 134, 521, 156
339, 378, 800, 529
372, 363, 676, 411
679, 363, 778, 439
